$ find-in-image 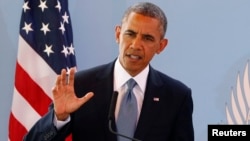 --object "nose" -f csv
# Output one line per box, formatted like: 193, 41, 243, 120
130, 36, 142, 49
